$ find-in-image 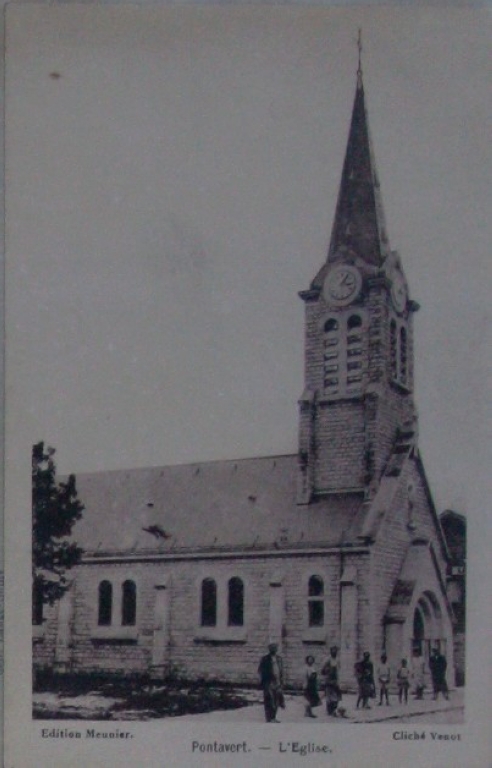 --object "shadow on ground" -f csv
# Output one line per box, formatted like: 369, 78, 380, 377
33, 672, 260, 720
